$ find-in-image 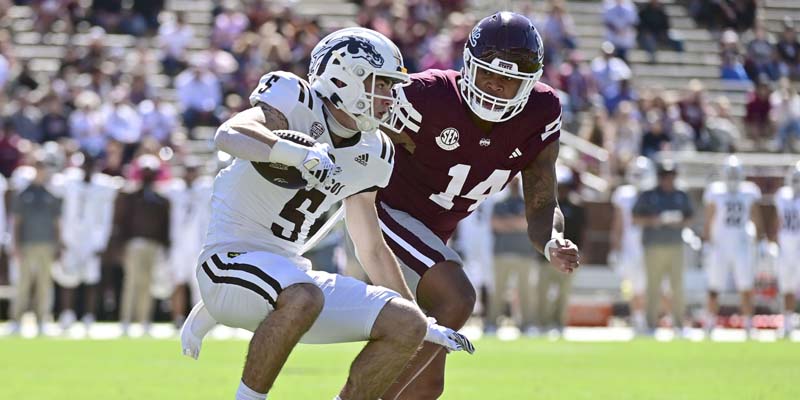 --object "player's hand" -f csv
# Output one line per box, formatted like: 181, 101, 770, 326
424, 317, 475, 354
548, 238, 580, 274
299, 142, 335, 189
